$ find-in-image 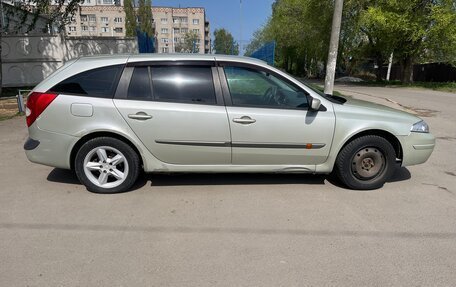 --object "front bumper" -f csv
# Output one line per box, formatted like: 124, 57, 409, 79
399, 132, 435, 167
